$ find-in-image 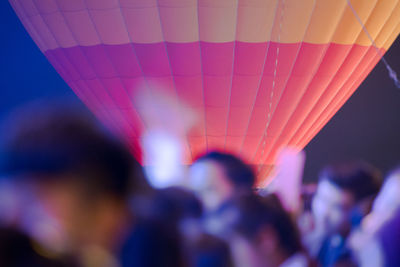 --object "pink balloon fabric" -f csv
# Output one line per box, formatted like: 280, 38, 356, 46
9, 0, 400, 184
